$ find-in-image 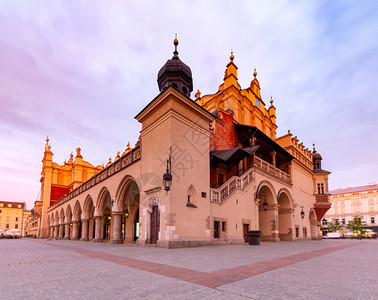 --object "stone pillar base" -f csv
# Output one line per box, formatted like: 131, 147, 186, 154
71, 237, 79, 241
93, 239, 103, 243
80, 237, 89, 242
111, 239, 123, 244
63, 237, 70, 240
